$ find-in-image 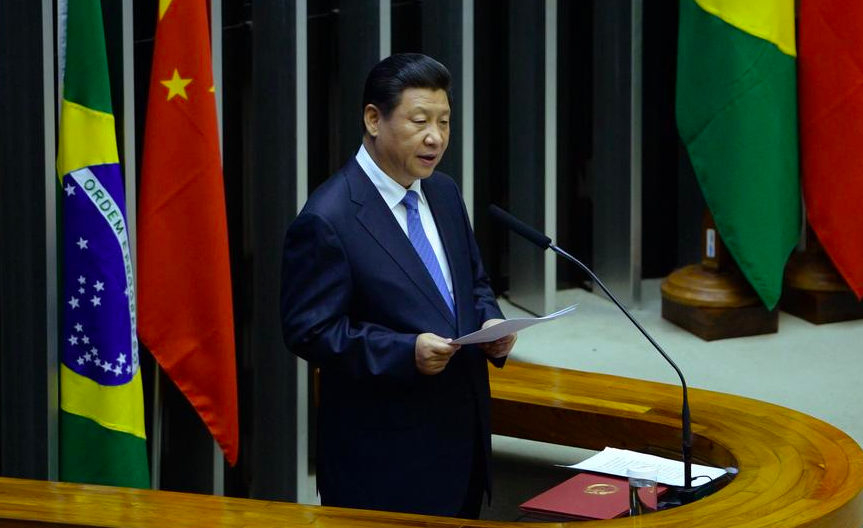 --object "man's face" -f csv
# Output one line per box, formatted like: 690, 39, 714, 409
367, 87, 450, 187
